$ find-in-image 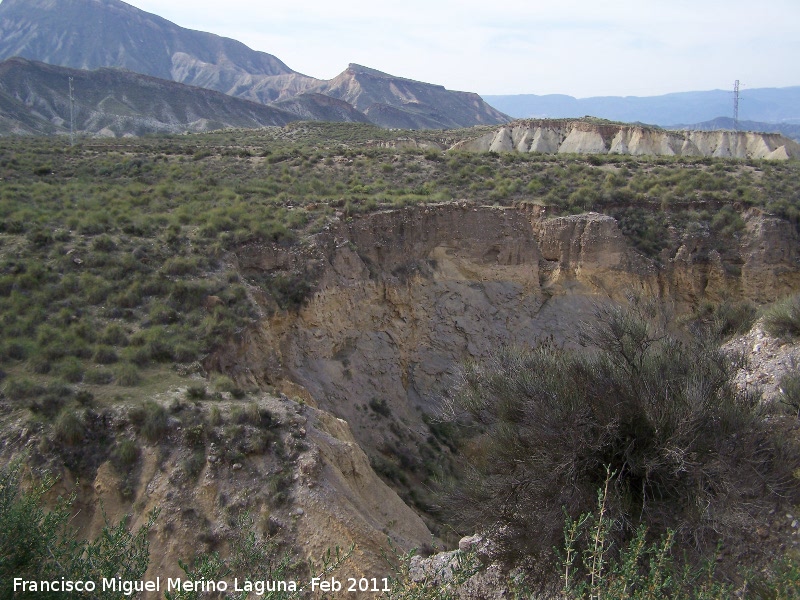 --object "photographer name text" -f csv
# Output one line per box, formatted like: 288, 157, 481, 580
14, 576, 391, 596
